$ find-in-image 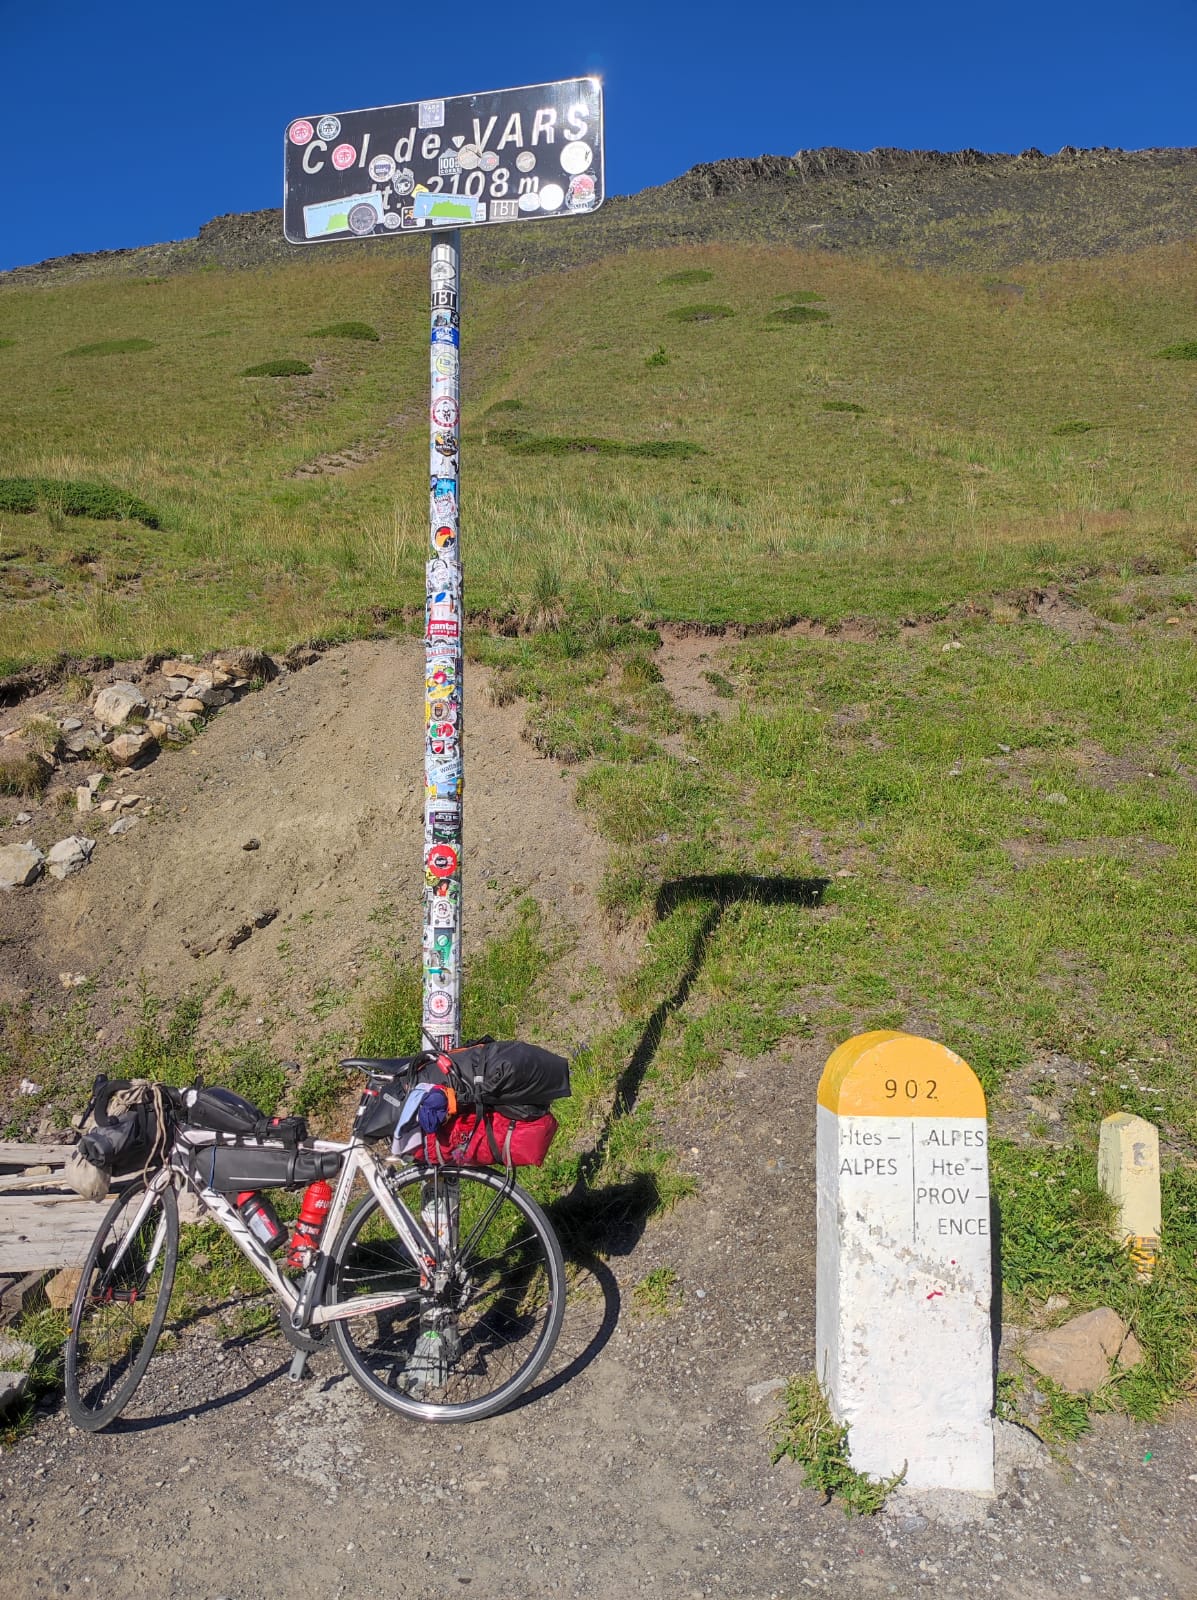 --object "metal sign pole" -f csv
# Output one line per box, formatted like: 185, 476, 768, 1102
422, 230, 463, 1053
283, 77, 604, 1061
